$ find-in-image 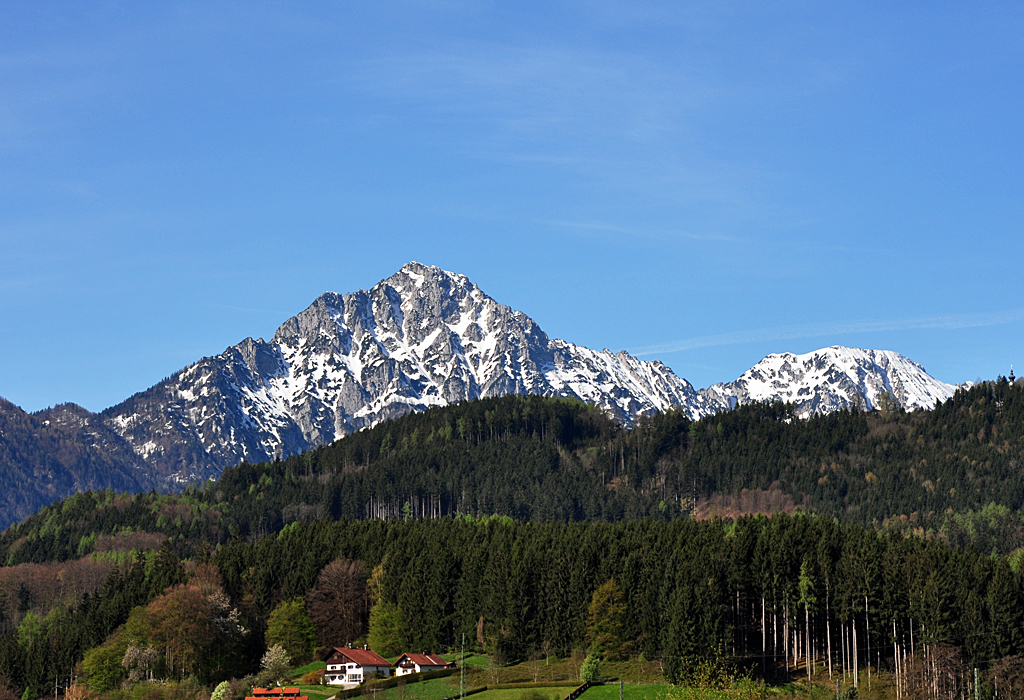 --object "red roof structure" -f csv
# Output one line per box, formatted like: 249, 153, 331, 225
394, 652, 448, 668
325, 646, 392, 667
246, 690, 304, 700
